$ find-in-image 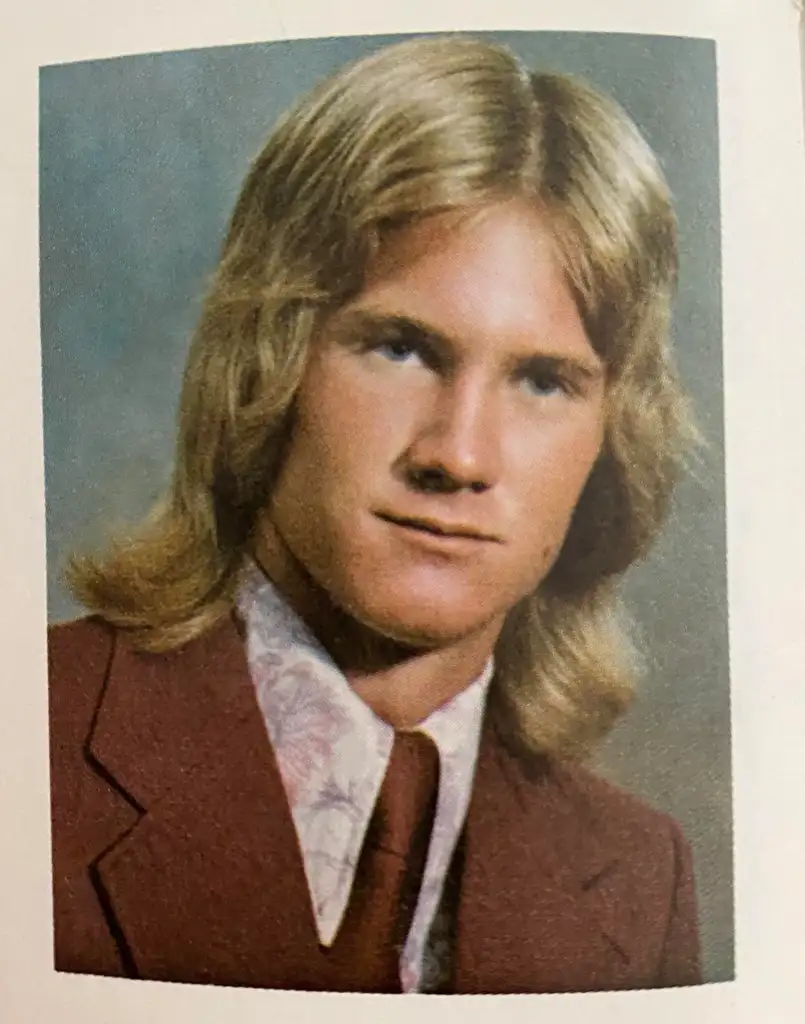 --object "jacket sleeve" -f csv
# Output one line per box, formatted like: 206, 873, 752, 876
48, 618, 136, 977
655, 820, 702, 987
